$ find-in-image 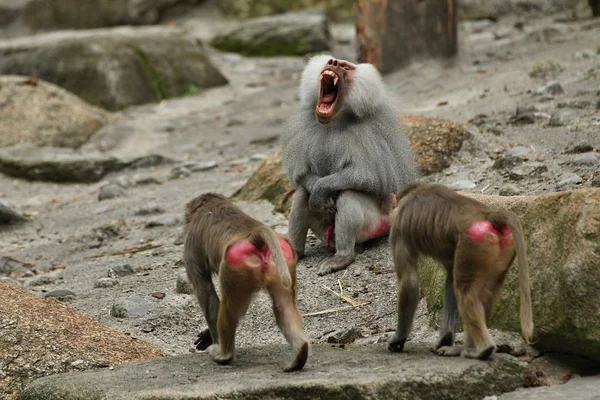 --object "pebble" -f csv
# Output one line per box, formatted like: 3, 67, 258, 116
115, 176, 133, 188
169, 166, 191, 180
145, 215, 181, 228
110, 298, 148, 318
28, 275, 58, 286
499, 184, 521, 196
503, 146, 530, 158
326, 327, 363, 344
557, 173, 583, 187
70, 359, 85, 367
94, 277, 119, 288
493, 156, 524, 170
229, 158, 250, 167
572, 152, 599, 166
508, 163, 548, 181
98, 184, 126, 201
35, 260, 54, 272
132, 174, 162, 185
175, 270, 194, 295
250, 153, 268, 161
540, 81, 564, 95
447, 180, 476, 190
134, 205, 165, 216
108, 263, 135, 278
44, 289, 76, 300
150, 292, 166, 299
547, 114, 565, 127
187, 161, 218, 172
